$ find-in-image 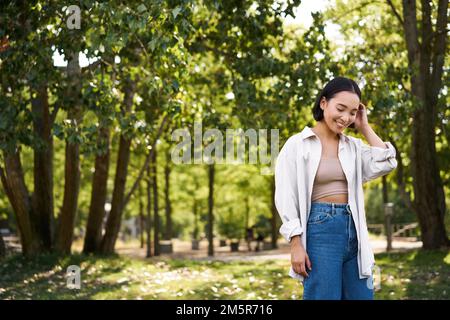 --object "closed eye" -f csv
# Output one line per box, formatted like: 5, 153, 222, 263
337, 107, 356, 116
337, 103, 358, 113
